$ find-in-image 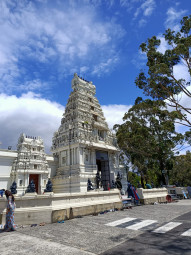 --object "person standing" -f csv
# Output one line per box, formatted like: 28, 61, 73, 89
4, 190, 16, 231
